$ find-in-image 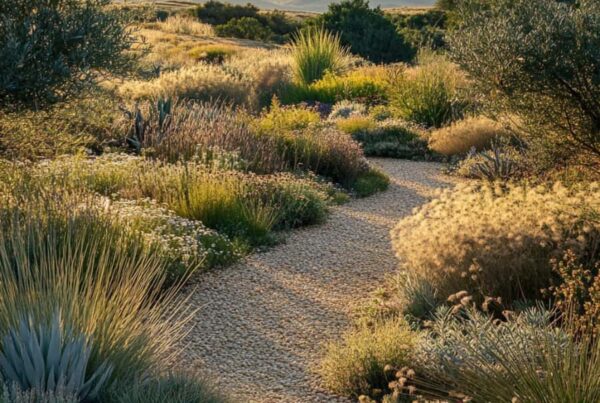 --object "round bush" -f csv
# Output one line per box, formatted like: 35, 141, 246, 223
391, 182, 600, 304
